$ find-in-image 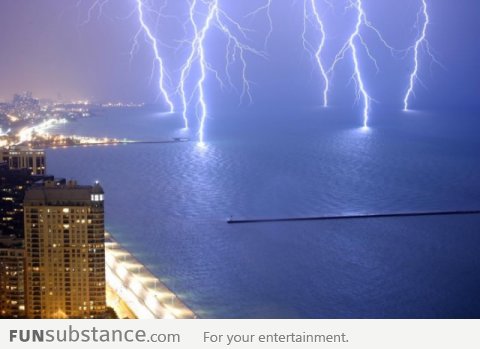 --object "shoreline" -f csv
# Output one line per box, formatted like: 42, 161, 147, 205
105, 232, 197, 319
39, 139, 191, 149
